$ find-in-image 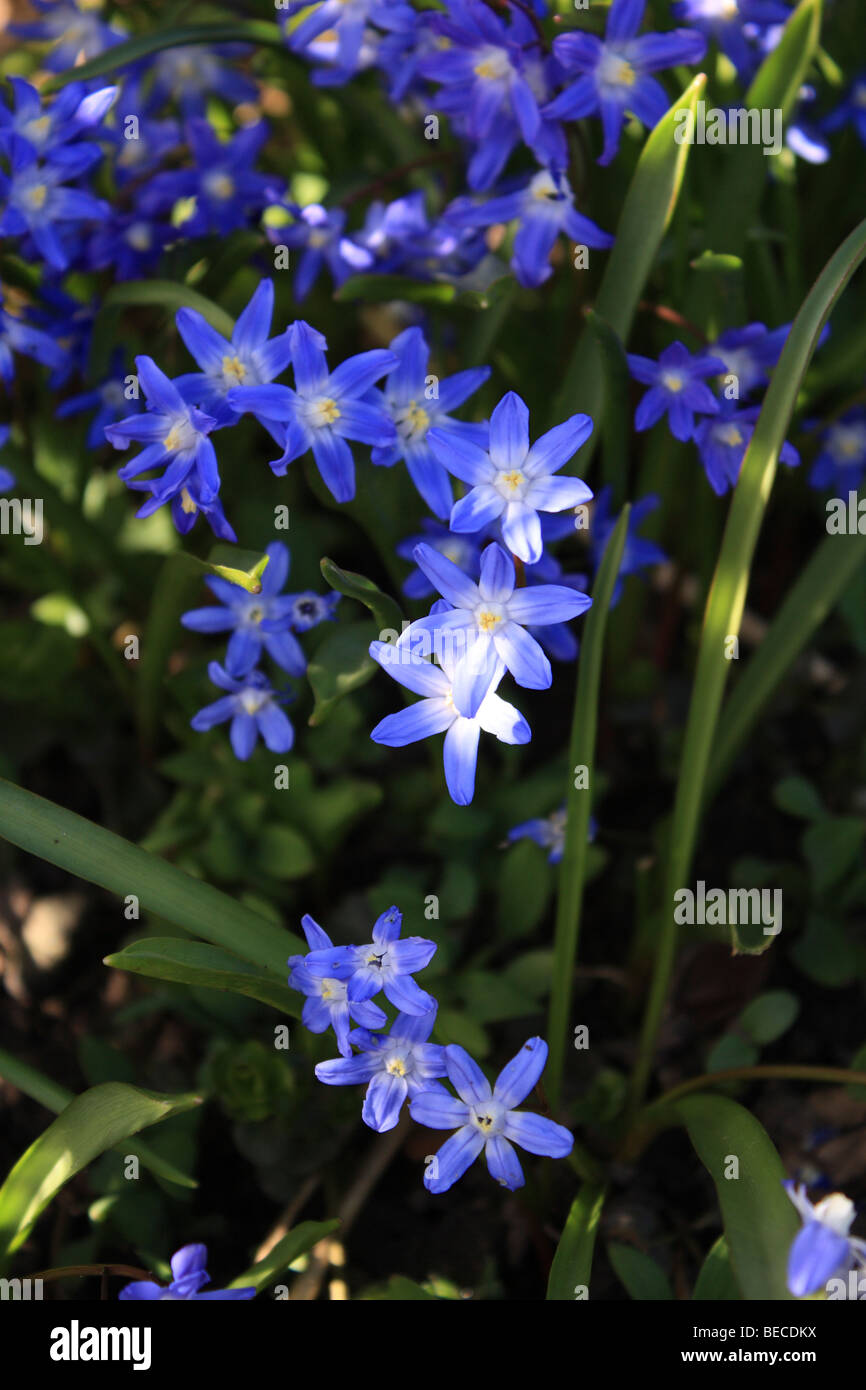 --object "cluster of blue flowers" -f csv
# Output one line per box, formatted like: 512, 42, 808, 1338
288, 905, 573, 1193
626, 326, 807, 495
181, 541, 338, 761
